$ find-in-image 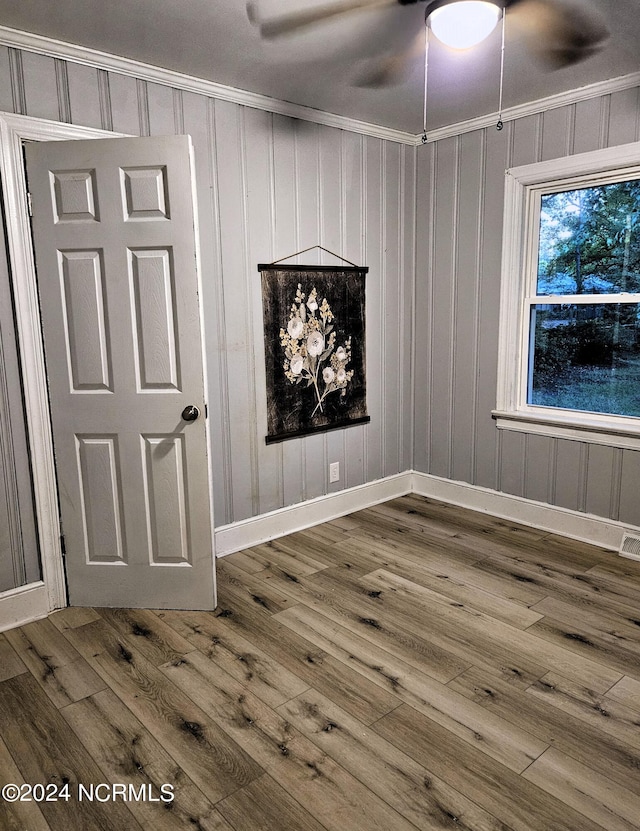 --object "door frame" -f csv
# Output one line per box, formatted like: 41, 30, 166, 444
0, 112, 127, 630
